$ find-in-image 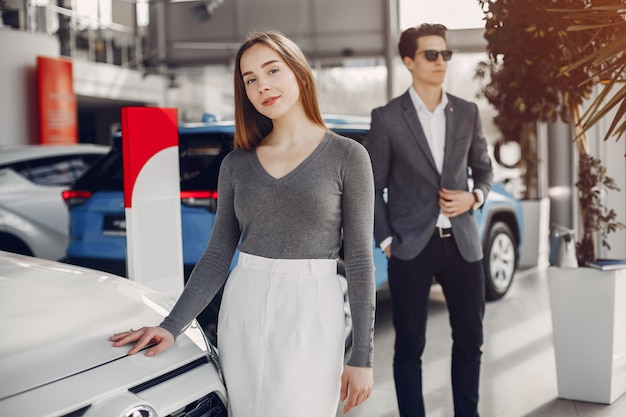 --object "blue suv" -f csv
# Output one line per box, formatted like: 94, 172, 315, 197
63, 116, 522, 337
